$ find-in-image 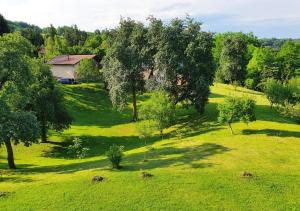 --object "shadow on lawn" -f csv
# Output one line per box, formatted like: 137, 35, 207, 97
42, 135, 159, 159
64, 86, 133, 128
242, 129, 300, 138
20, 143, 231, 175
